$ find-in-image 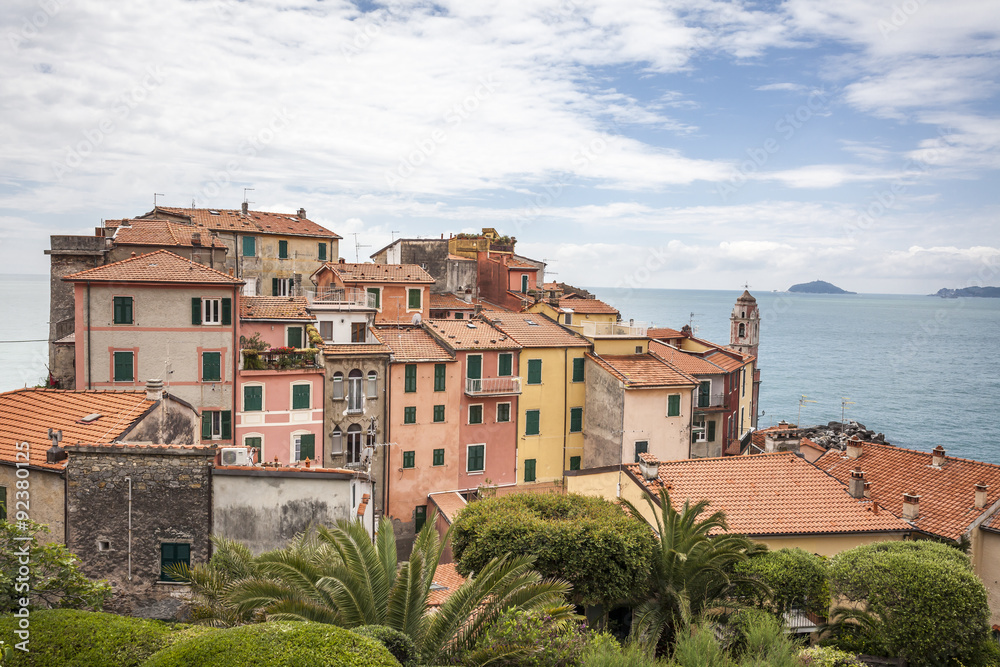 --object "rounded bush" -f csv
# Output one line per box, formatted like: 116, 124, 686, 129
734, 547, 830, 616
141, 621, 399, 667
353, 625, 416, 667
